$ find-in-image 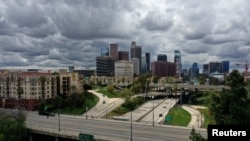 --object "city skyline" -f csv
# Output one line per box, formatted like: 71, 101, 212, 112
0, 0, 249, 71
